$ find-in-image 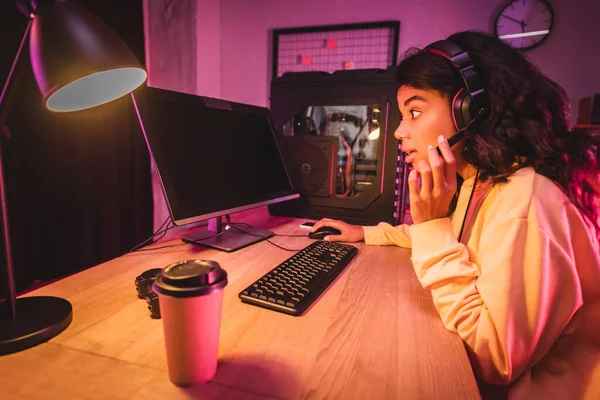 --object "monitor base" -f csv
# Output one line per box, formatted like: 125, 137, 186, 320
182, 220, 274, 252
